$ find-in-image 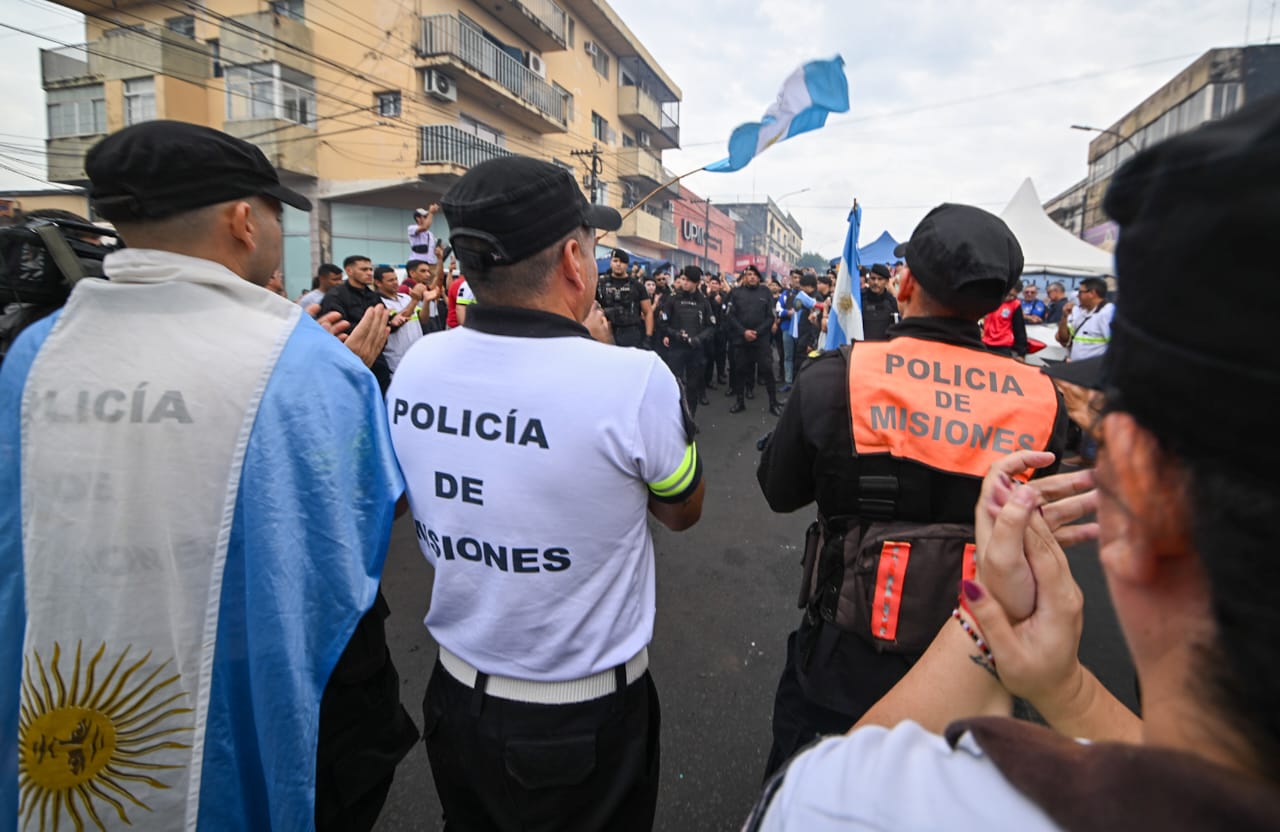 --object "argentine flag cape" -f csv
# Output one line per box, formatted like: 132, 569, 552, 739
0, 250, 402, 830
